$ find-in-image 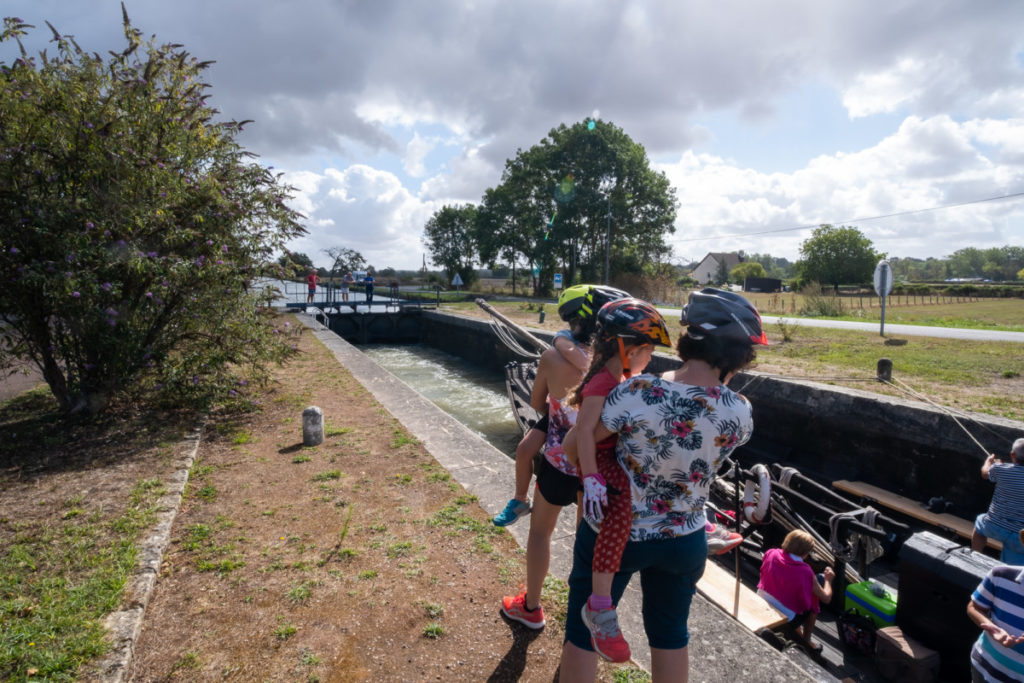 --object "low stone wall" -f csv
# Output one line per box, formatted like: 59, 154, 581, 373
420, 310, 1023, 515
